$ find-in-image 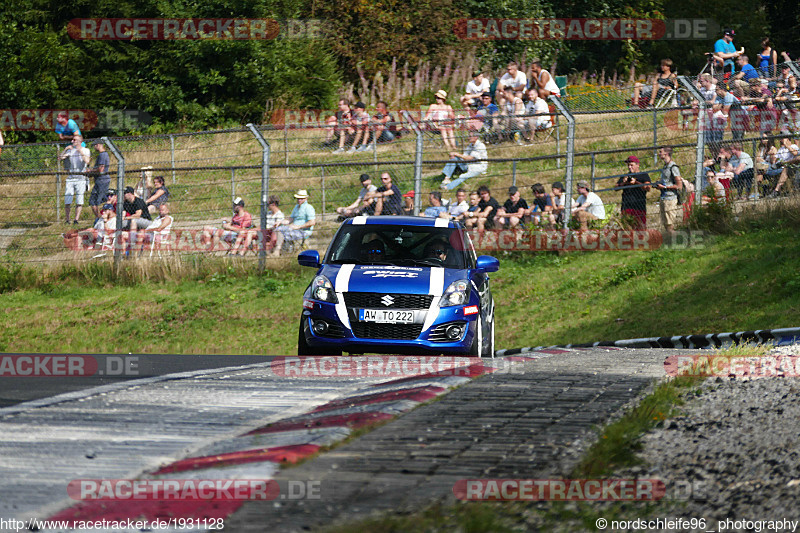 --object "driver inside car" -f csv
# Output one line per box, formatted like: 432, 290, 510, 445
423, 239, 449, 262
361, 238, 386, 263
